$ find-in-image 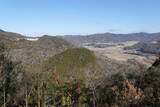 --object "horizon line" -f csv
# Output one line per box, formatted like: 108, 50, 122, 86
1, 28, 160, 37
